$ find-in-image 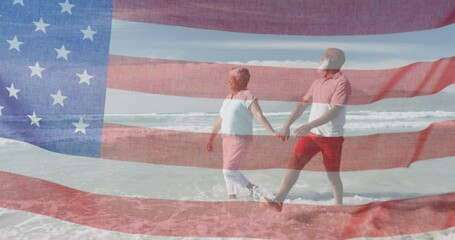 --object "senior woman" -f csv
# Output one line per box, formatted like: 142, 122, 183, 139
206, 67, 277, 199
